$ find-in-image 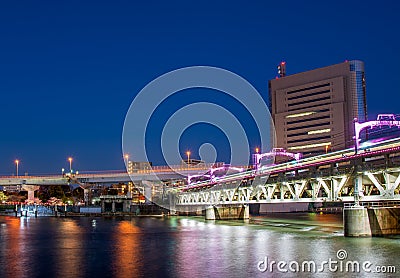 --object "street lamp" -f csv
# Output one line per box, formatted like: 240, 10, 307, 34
15, 160, 19, 177
186, 151, 191, 166
353, 117, 358, 154
254, 148, 260, 170
124, 154, 130, 174
68, 157, 73, 173
61, 168, 65, 176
